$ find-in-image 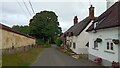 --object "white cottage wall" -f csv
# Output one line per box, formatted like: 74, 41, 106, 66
70, 20, 93, 54
118, 27, 120, 62
89, 27, 119, 66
